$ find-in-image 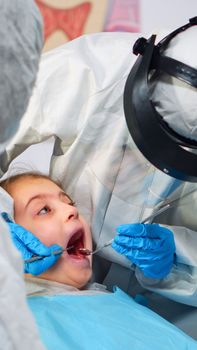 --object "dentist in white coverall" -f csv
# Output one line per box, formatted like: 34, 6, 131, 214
0, 1, 46, 349
1, 4, 197, 347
